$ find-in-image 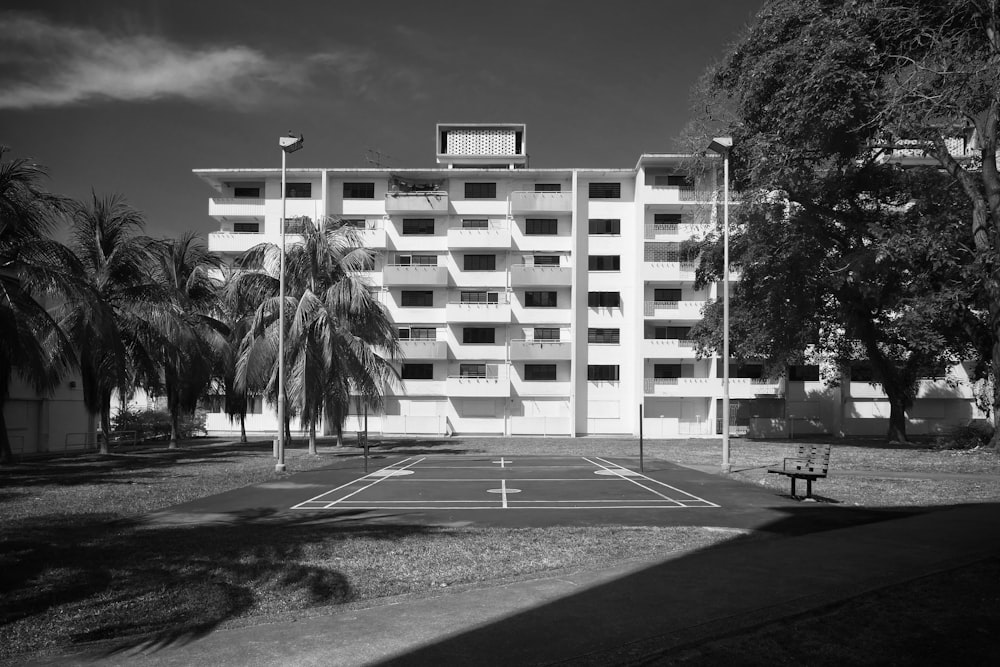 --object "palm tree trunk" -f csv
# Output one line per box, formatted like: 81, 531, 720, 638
336, 423, 343, 447
284, 415, 292, 446
308, 423, 316, 455
99, 404, 111, 455
0, 405, 14, 465
169, 410, 180, 449
240, 413, 247, 443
